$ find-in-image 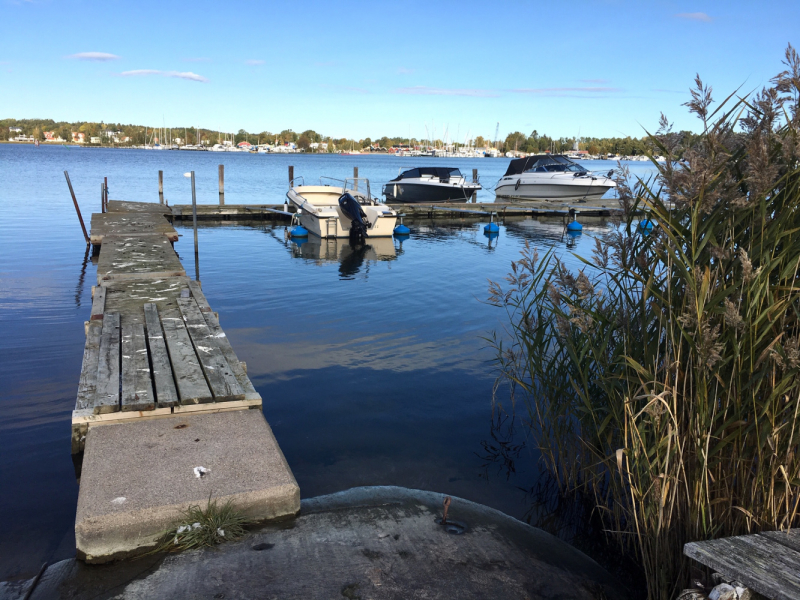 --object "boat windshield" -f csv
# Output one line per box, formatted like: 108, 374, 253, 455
391, 167, 462, 181
504, 155, 587, 176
